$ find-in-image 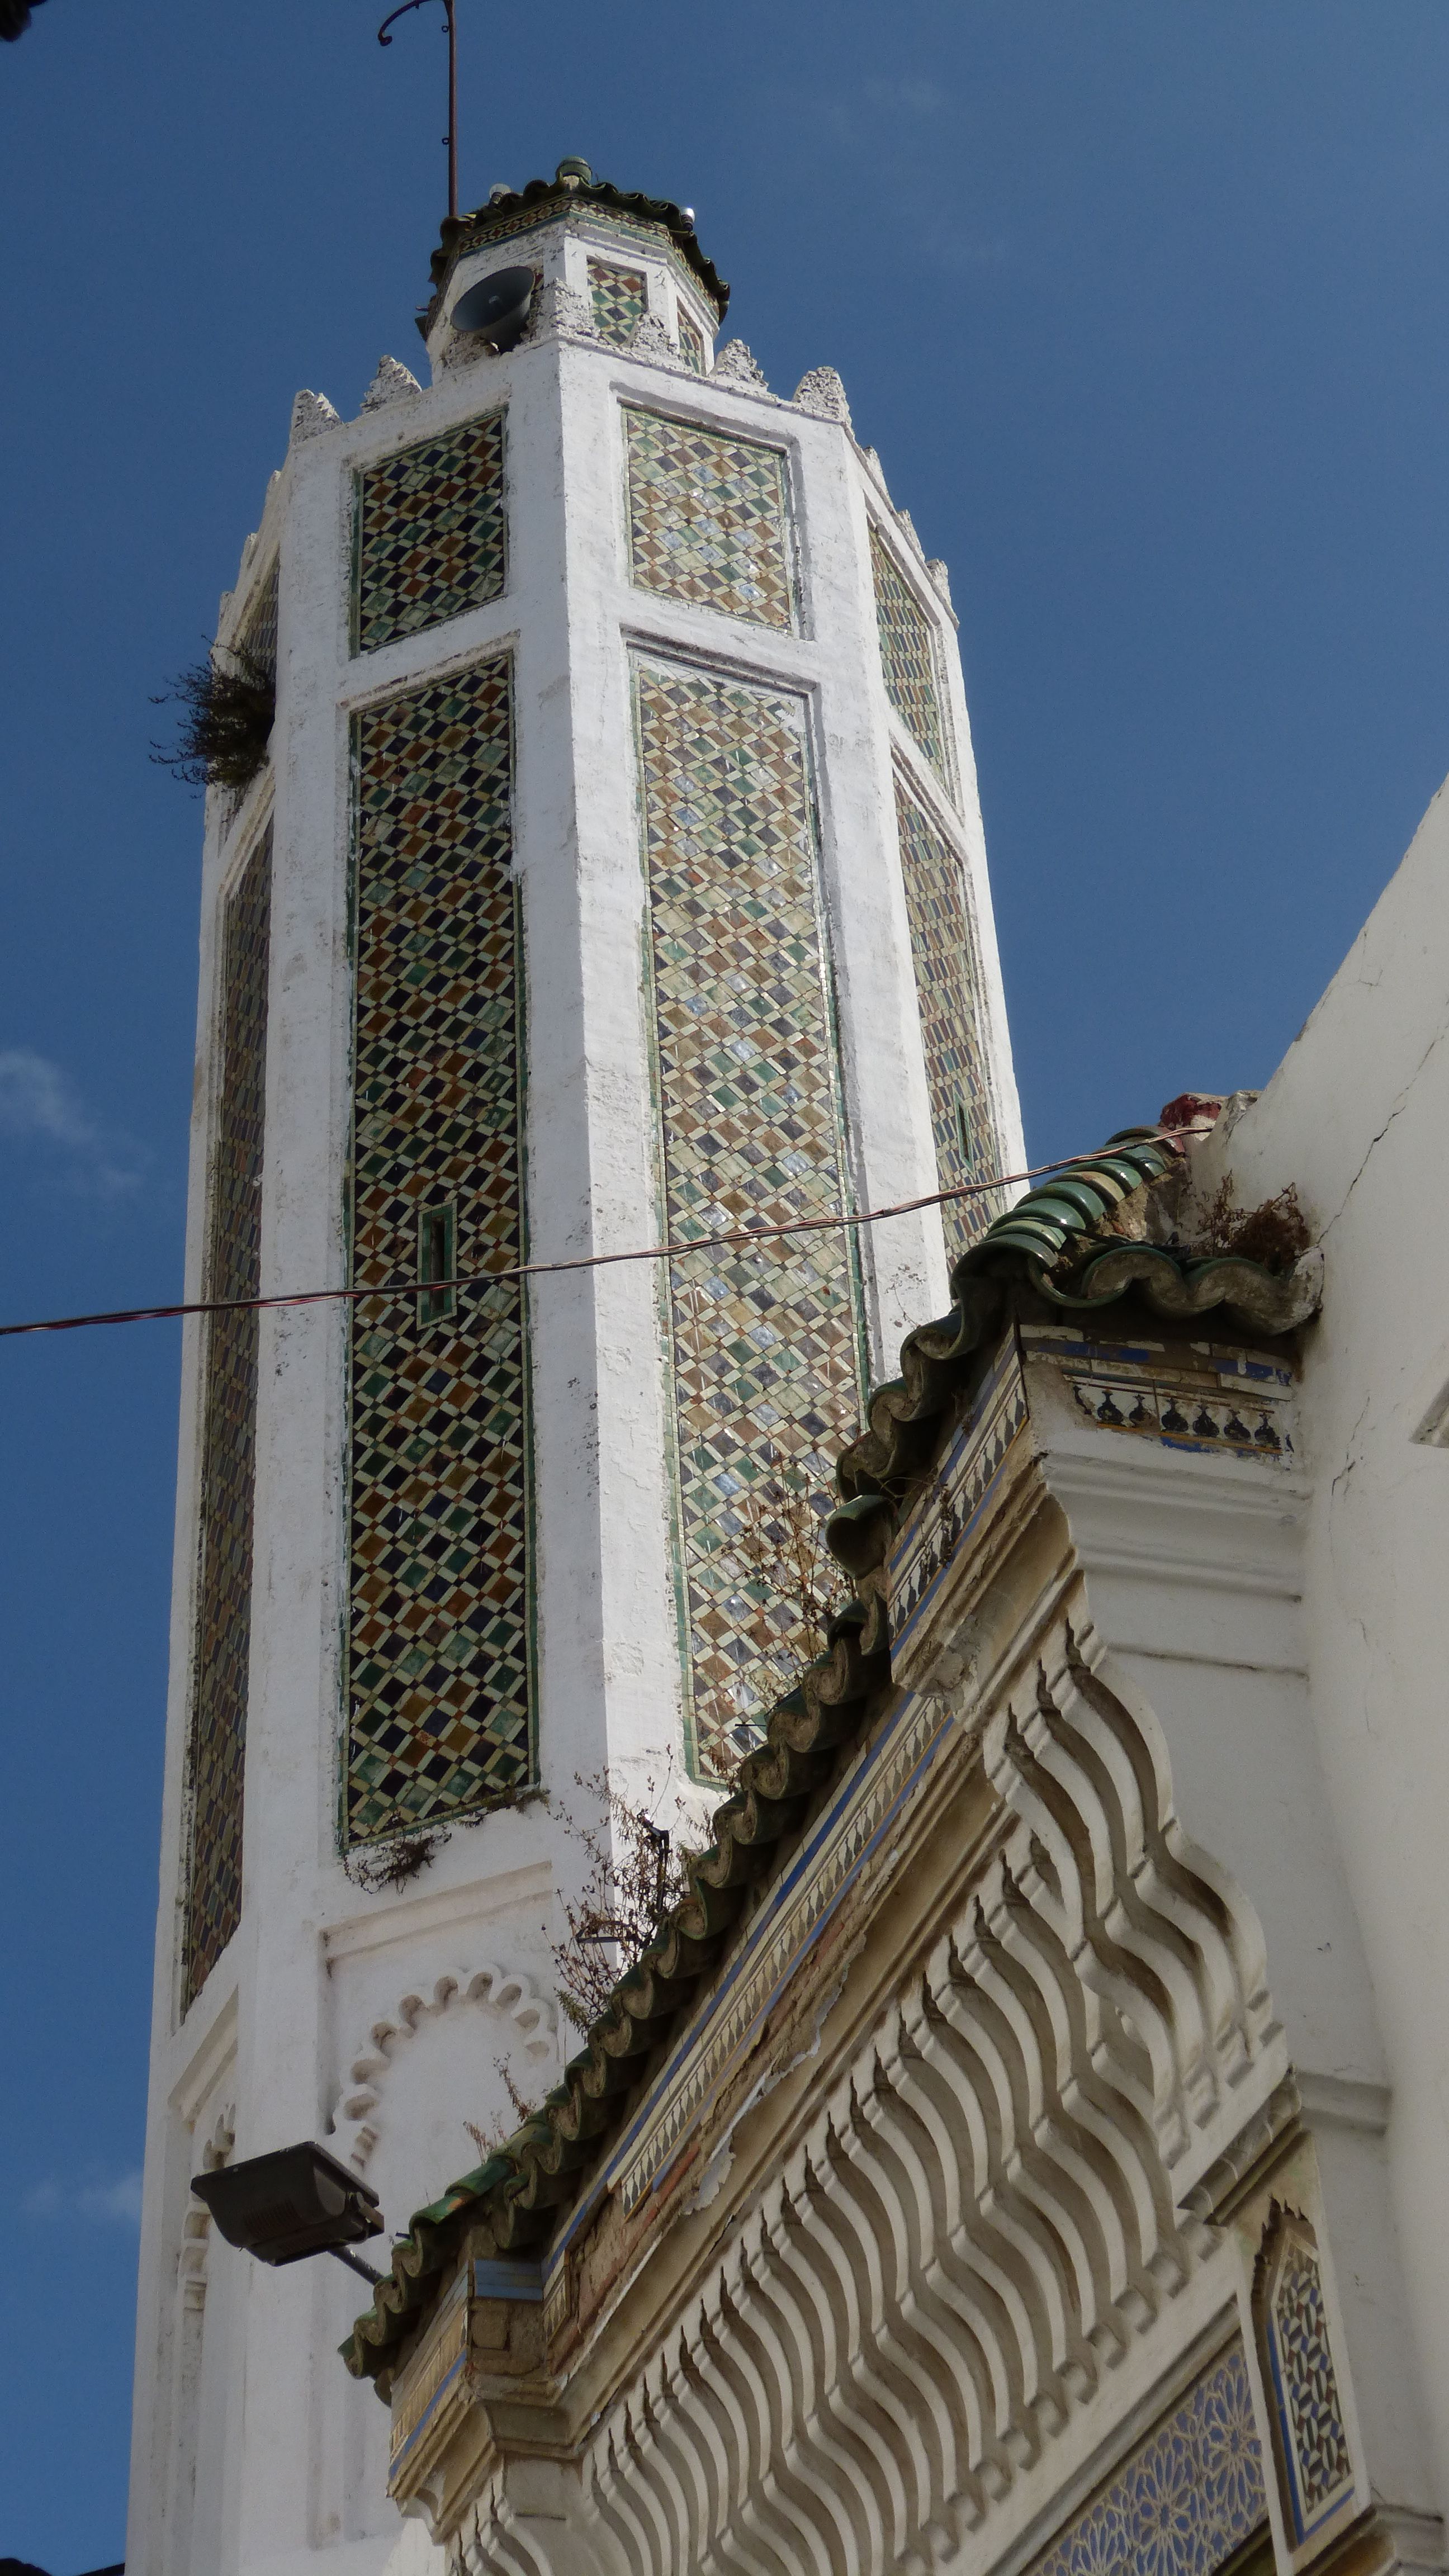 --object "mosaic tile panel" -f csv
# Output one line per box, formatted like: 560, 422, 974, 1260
871, 524, 948, 780
1034, 2341, 1267, 2576
676, 310, 707, 374
625, 406, 795, 633
183, 826, 273, 2012
238, 556, 278, 680
894, 782, 998, 1263
1262, 2217, 1355, 2541
634, 657, 864, 1782
345, 659, 533, 1844
588, 257, 647, 347
353, 411, 506, 656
